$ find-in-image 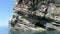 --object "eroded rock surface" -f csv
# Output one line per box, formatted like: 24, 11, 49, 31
9, 0, 60, 32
